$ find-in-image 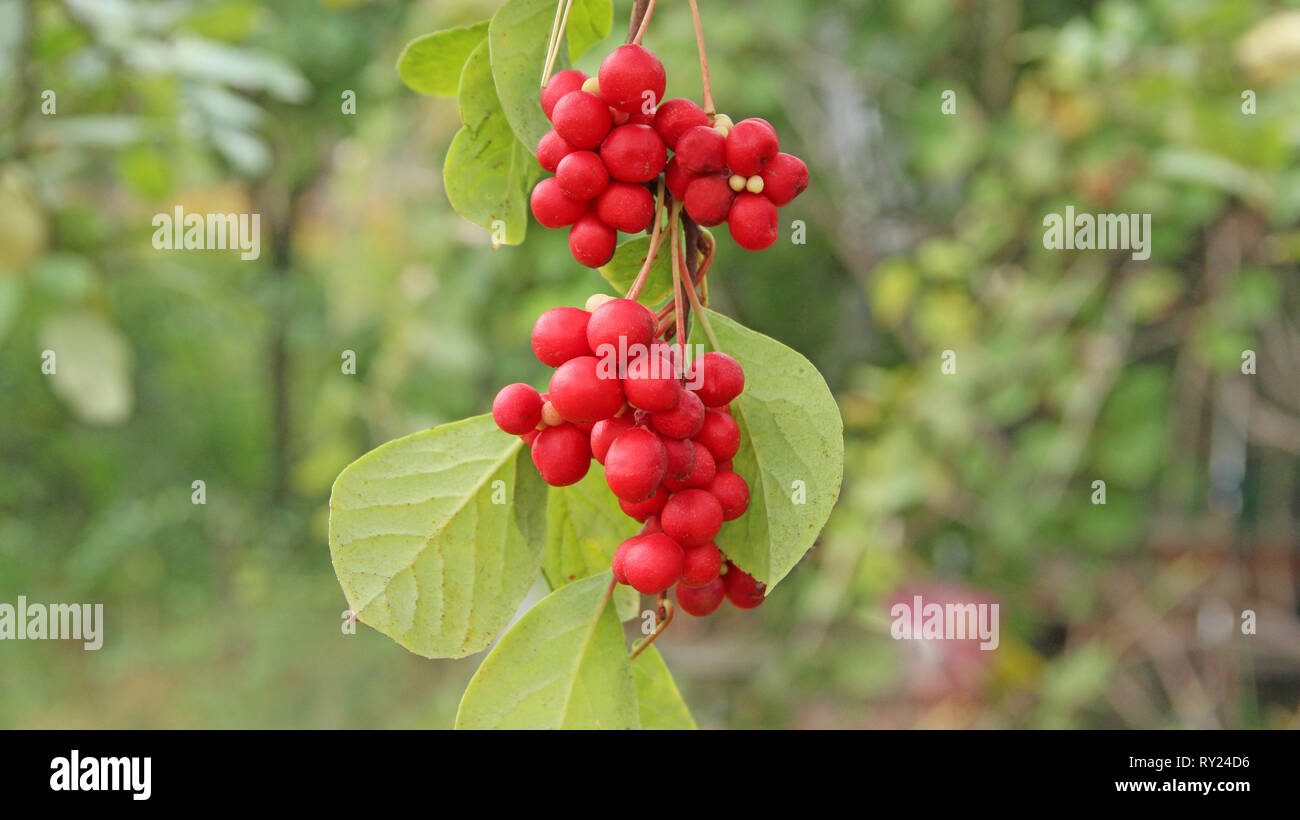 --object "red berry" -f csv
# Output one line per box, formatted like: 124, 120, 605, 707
660, 488, 723, 548
727, 192, 778, 251
532, 306, 592, 366
611, 539, 631, 584
694, 409, 740, 461
541, 69, 588, 120
725, 118, 780, 177
599, 125, 667, 183
587, 298, 656, 355
675, 578, 725, 616
590, 415, 634, 464
675, 125, 727, 174
623, 349, 683, 412
552, 90, 612, 150
664, 156, 700, 201
661, 437, 694, 483
492, 383, 543, 435
683, 443, 716, 489
680, 541, 723, 587
548, 355, 625, 422
555, 150, 609, 200
531, 423, 591, 486
597, 44, 666, 114
604, 427, 667, 502
760, 152, 808, 206
537, 130, 576, 173
569, 213, 617, 267
653, 98, 710, 150
722, 561, 765, 608
621, 533, 684, 594
639, 514, 662, 534
689, 351, 745, 407
619, 484, 669, 521
628, 109, 656, 127
530, 177, 589, 228
596, 182, 655, 233
651, 389, 704, 439
709, 470, 750, 520
683, 175, 736, 227
521, 429, 540, 446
